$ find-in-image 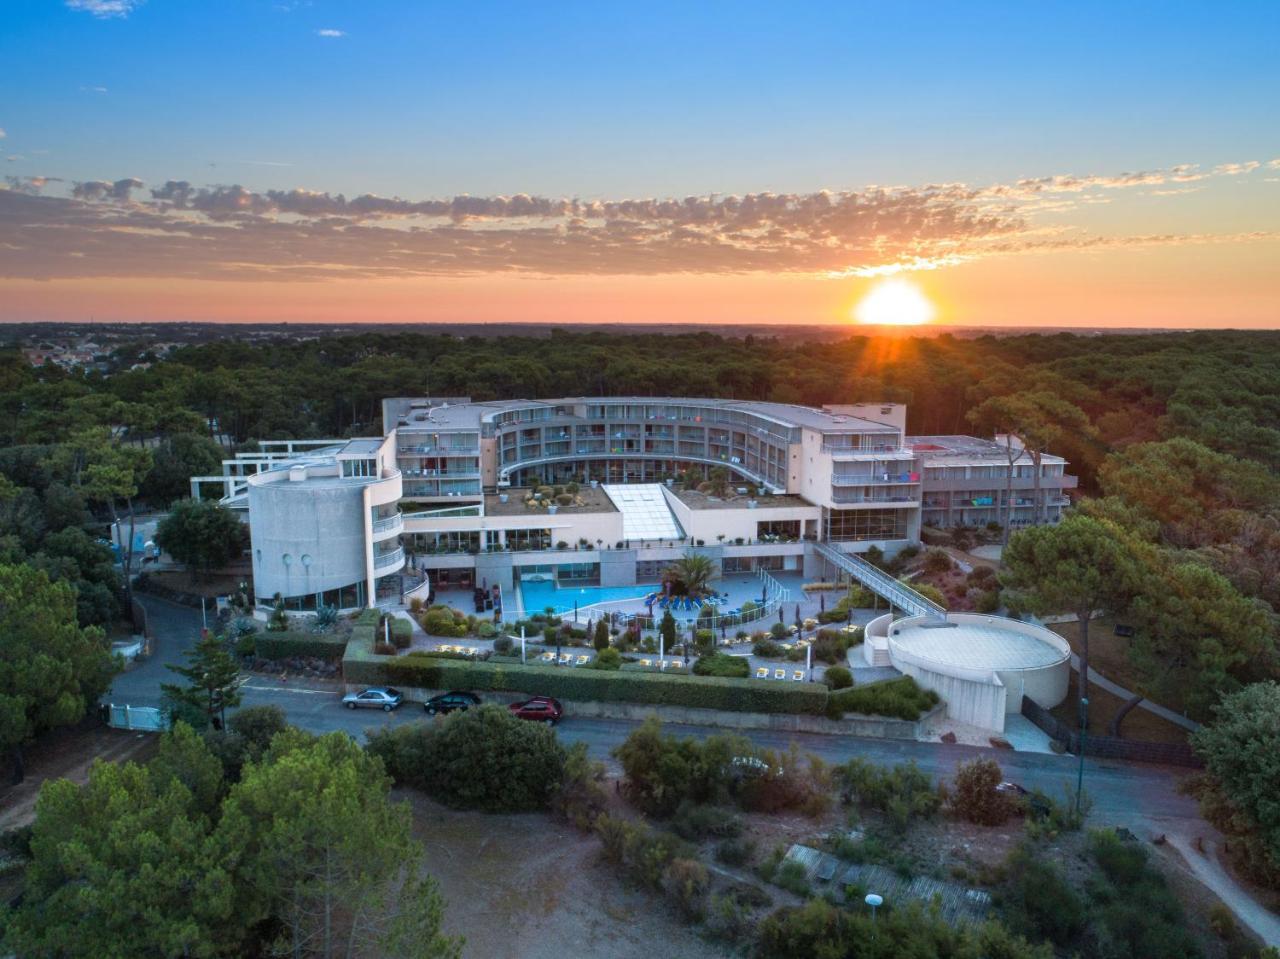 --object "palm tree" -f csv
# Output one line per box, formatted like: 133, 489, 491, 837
663, 551, 717, 598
